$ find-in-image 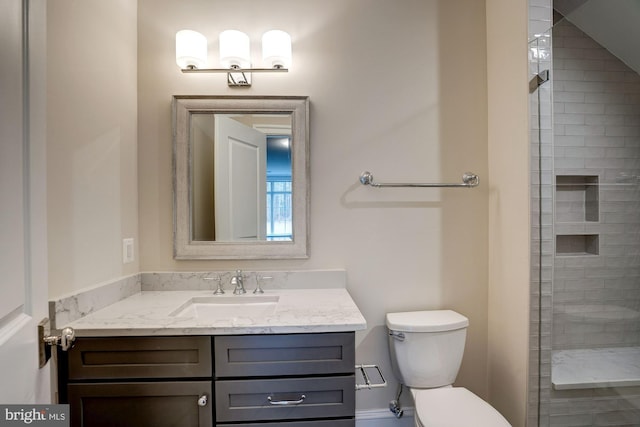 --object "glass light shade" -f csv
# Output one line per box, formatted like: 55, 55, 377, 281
219, 30, 251, 69
262, 30, 291, 69
176, 30, 207, 69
